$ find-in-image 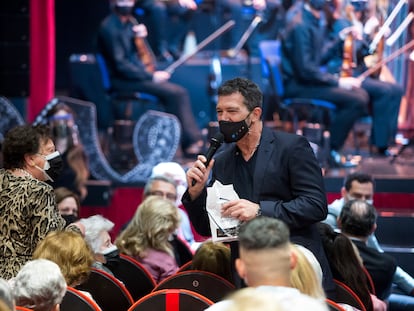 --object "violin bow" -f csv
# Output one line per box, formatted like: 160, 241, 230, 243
165, 20, 236, 74
359, 39, 414, 81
